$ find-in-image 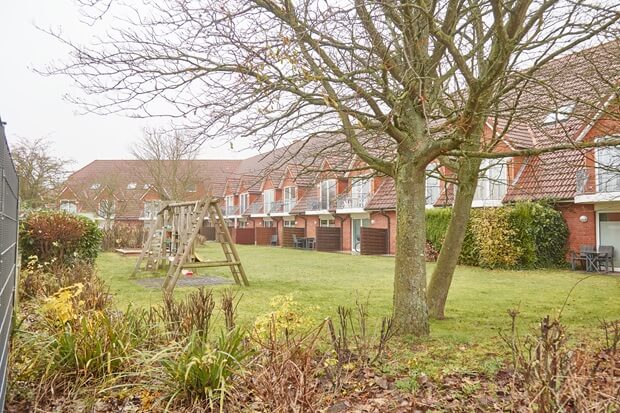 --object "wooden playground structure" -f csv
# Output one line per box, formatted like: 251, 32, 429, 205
132, 198, 249, 293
